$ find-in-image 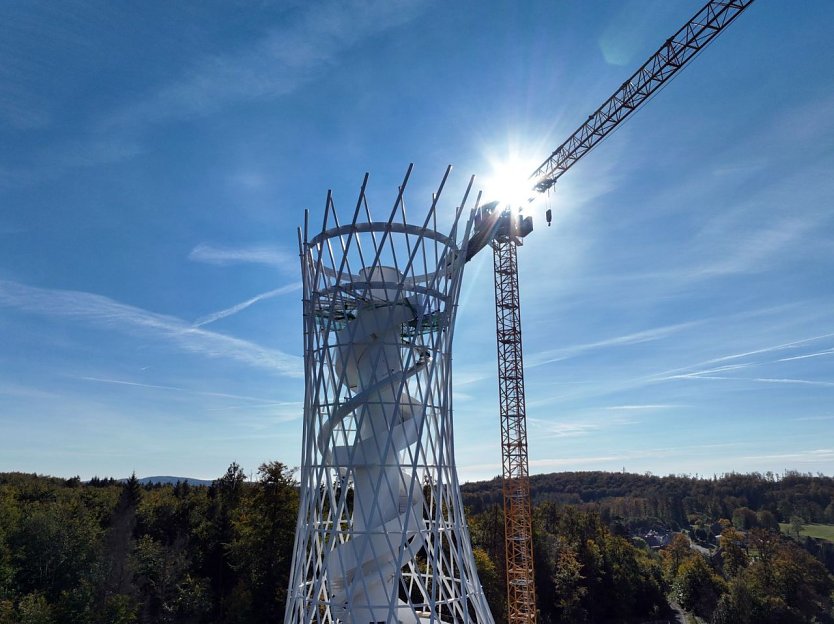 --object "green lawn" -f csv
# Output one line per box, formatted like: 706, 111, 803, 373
778, 523, 834, 543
